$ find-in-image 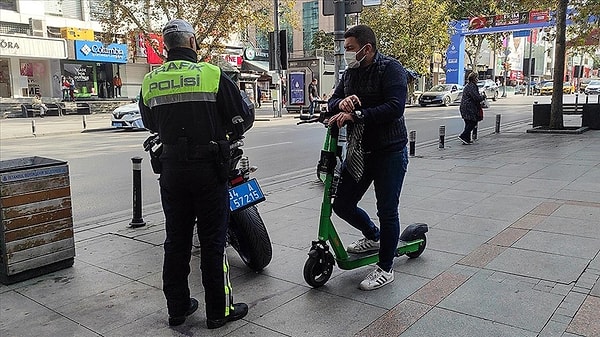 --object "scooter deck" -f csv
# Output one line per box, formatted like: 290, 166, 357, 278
336, 239, 423, 270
